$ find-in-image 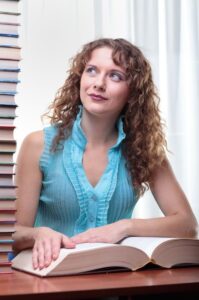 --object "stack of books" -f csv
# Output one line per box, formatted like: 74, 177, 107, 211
0, 0, 21, 273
